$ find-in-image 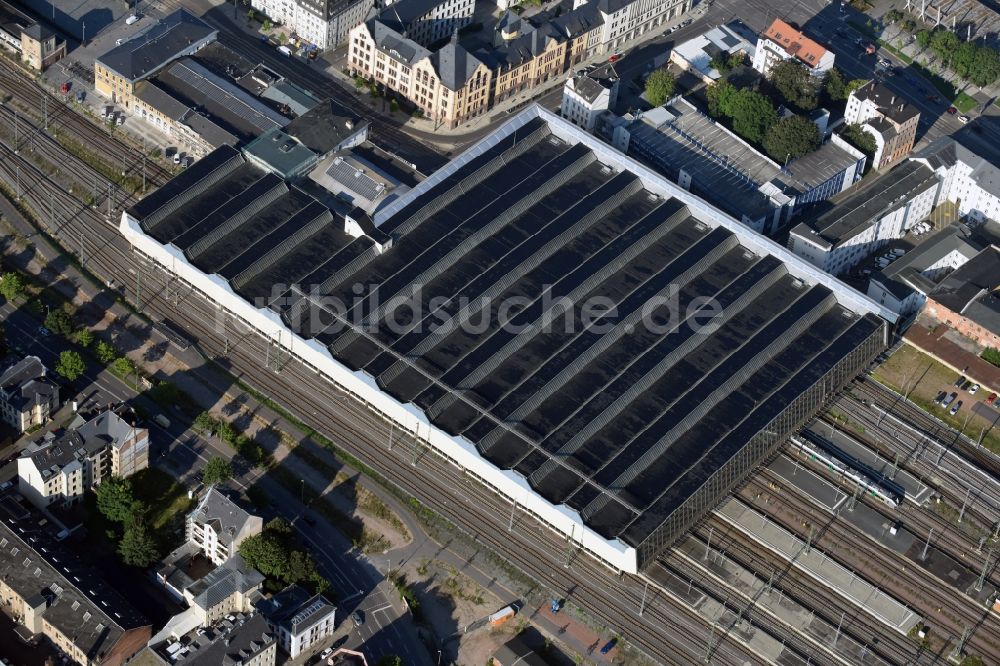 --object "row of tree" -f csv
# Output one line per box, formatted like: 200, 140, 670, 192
886, 10, 1000, 87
